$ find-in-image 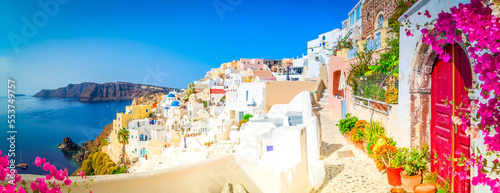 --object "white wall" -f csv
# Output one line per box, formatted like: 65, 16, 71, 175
237, 82, 266, 107
306, 29, 343, 78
